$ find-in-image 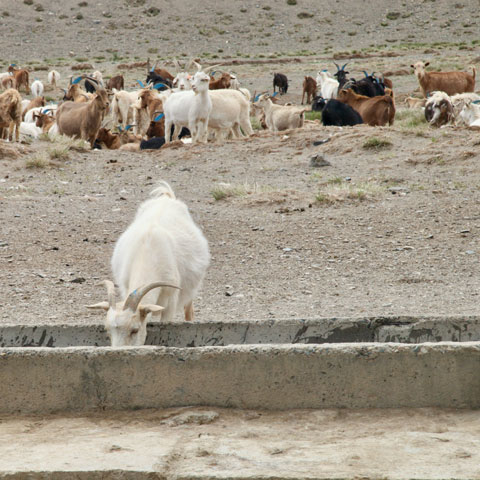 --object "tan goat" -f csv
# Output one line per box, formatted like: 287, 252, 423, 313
411, 61, 476, 97
0, 88, 23, 142
56, 89, 110, 147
